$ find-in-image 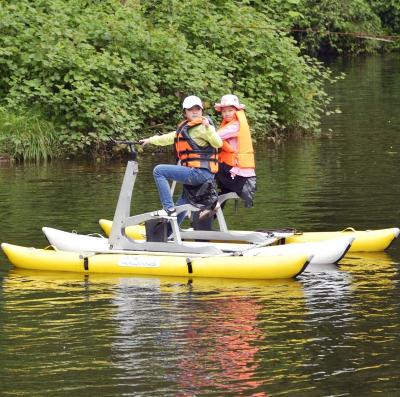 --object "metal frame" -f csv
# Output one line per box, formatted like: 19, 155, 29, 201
107, 142, 282, 254
108, 160, 223, 255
